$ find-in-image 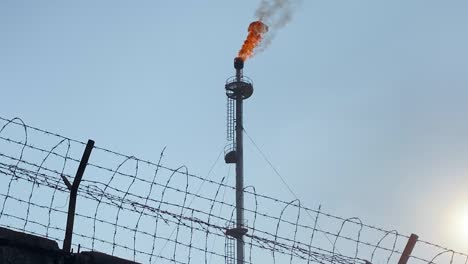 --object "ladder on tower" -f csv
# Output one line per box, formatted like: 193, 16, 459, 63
225, 235, 235, 264
226, 97, 235, 143
225, 97, 237, 164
